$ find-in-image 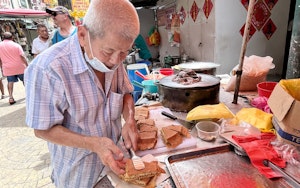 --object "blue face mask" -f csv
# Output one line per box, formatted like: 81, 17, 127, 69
84, 32, 118, 73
